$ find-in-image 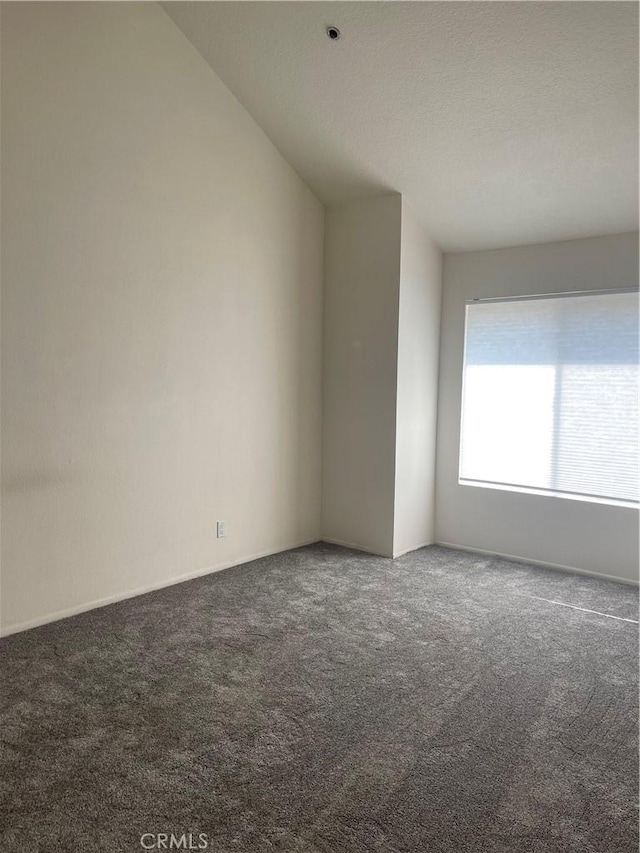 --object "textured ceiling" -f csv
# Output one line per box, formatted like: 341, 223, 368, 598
163, 1, 638, 252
